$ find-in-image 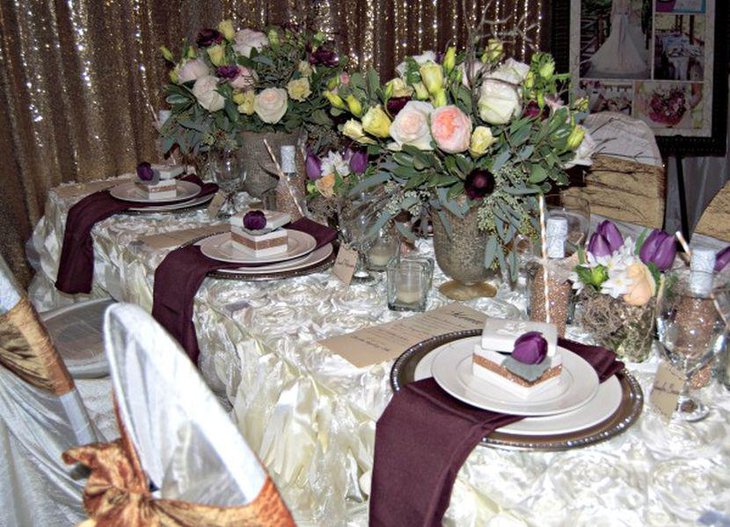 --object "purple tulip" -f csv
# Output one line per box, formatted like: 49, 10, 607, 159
464, 169, 495, 200
243, 210, 267, 230
308, 42, 339, 68
587, 232, 612, 258
639, 229, 677, 272
715, 246, 730, 272
216, 65, 239, 80
136, 161, 154, 182
596, 220, 623, 253
512, 331, 548, 365
348, 150, 368, 174
196, 28, 223, 48
305, 152, 322, 180
386, 96, 410, 116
